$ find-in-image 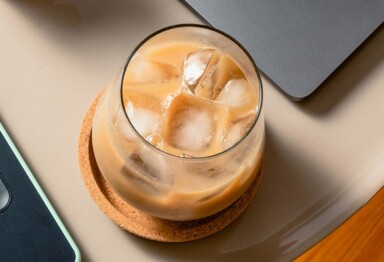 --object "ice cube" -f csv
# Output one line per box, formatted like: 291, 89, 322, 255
124, 57, 180, 83
181, 49, 247, 102
163, 94, 215, 153
120, 164, 162, 195
120, 150, 172, 195
170, 107, 213, 152
216, 79, 250, 107
181, 48, 219, 98
182, 49, 214, 87
124, 78, 180, 101
125, 103, 161, 140
120, 90, 163, 141
212, 55, 245, 95
109, 105, 139, 158
123, 90, 163, 112
223, 113, 256, 149
127, 147, 173, 186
